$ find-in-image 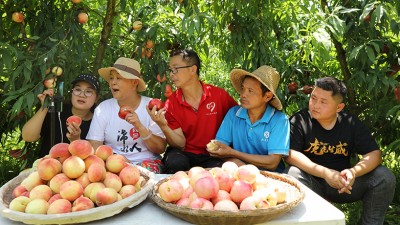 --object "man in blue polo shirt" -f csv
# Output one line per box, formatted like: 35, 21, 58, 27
207, 65, 289, 172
